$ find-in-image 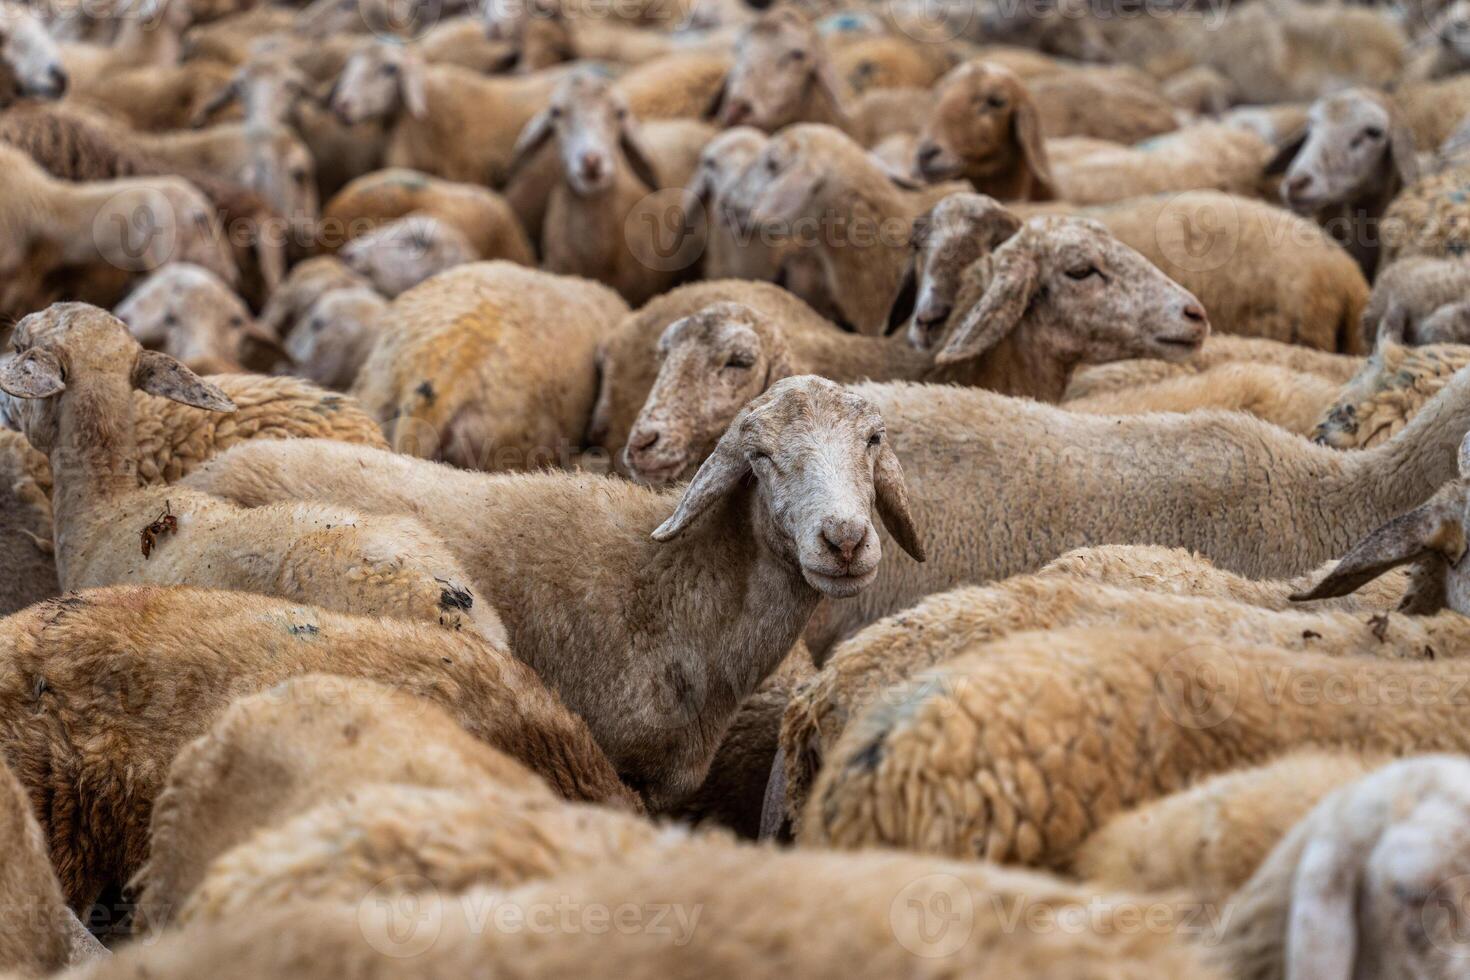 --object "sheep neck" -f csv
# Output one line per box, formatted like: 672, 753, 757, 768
930, 323, 1076, 402
808, 189, 910, 335
46, 374, 141, 582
